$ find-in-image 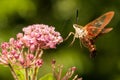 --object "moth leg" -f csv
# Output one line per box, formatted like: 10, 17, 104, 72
64, 32, 75, 41
69, 34, 76, 46
79, 38, 83, 48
